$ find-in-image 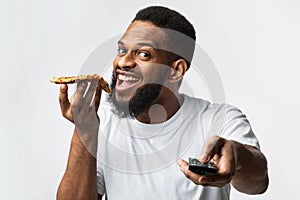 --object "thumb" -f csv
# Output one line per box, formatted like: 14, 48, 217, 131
59, 84, 73, 122
59, 84, 70, 114
199, 135, 225, 163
